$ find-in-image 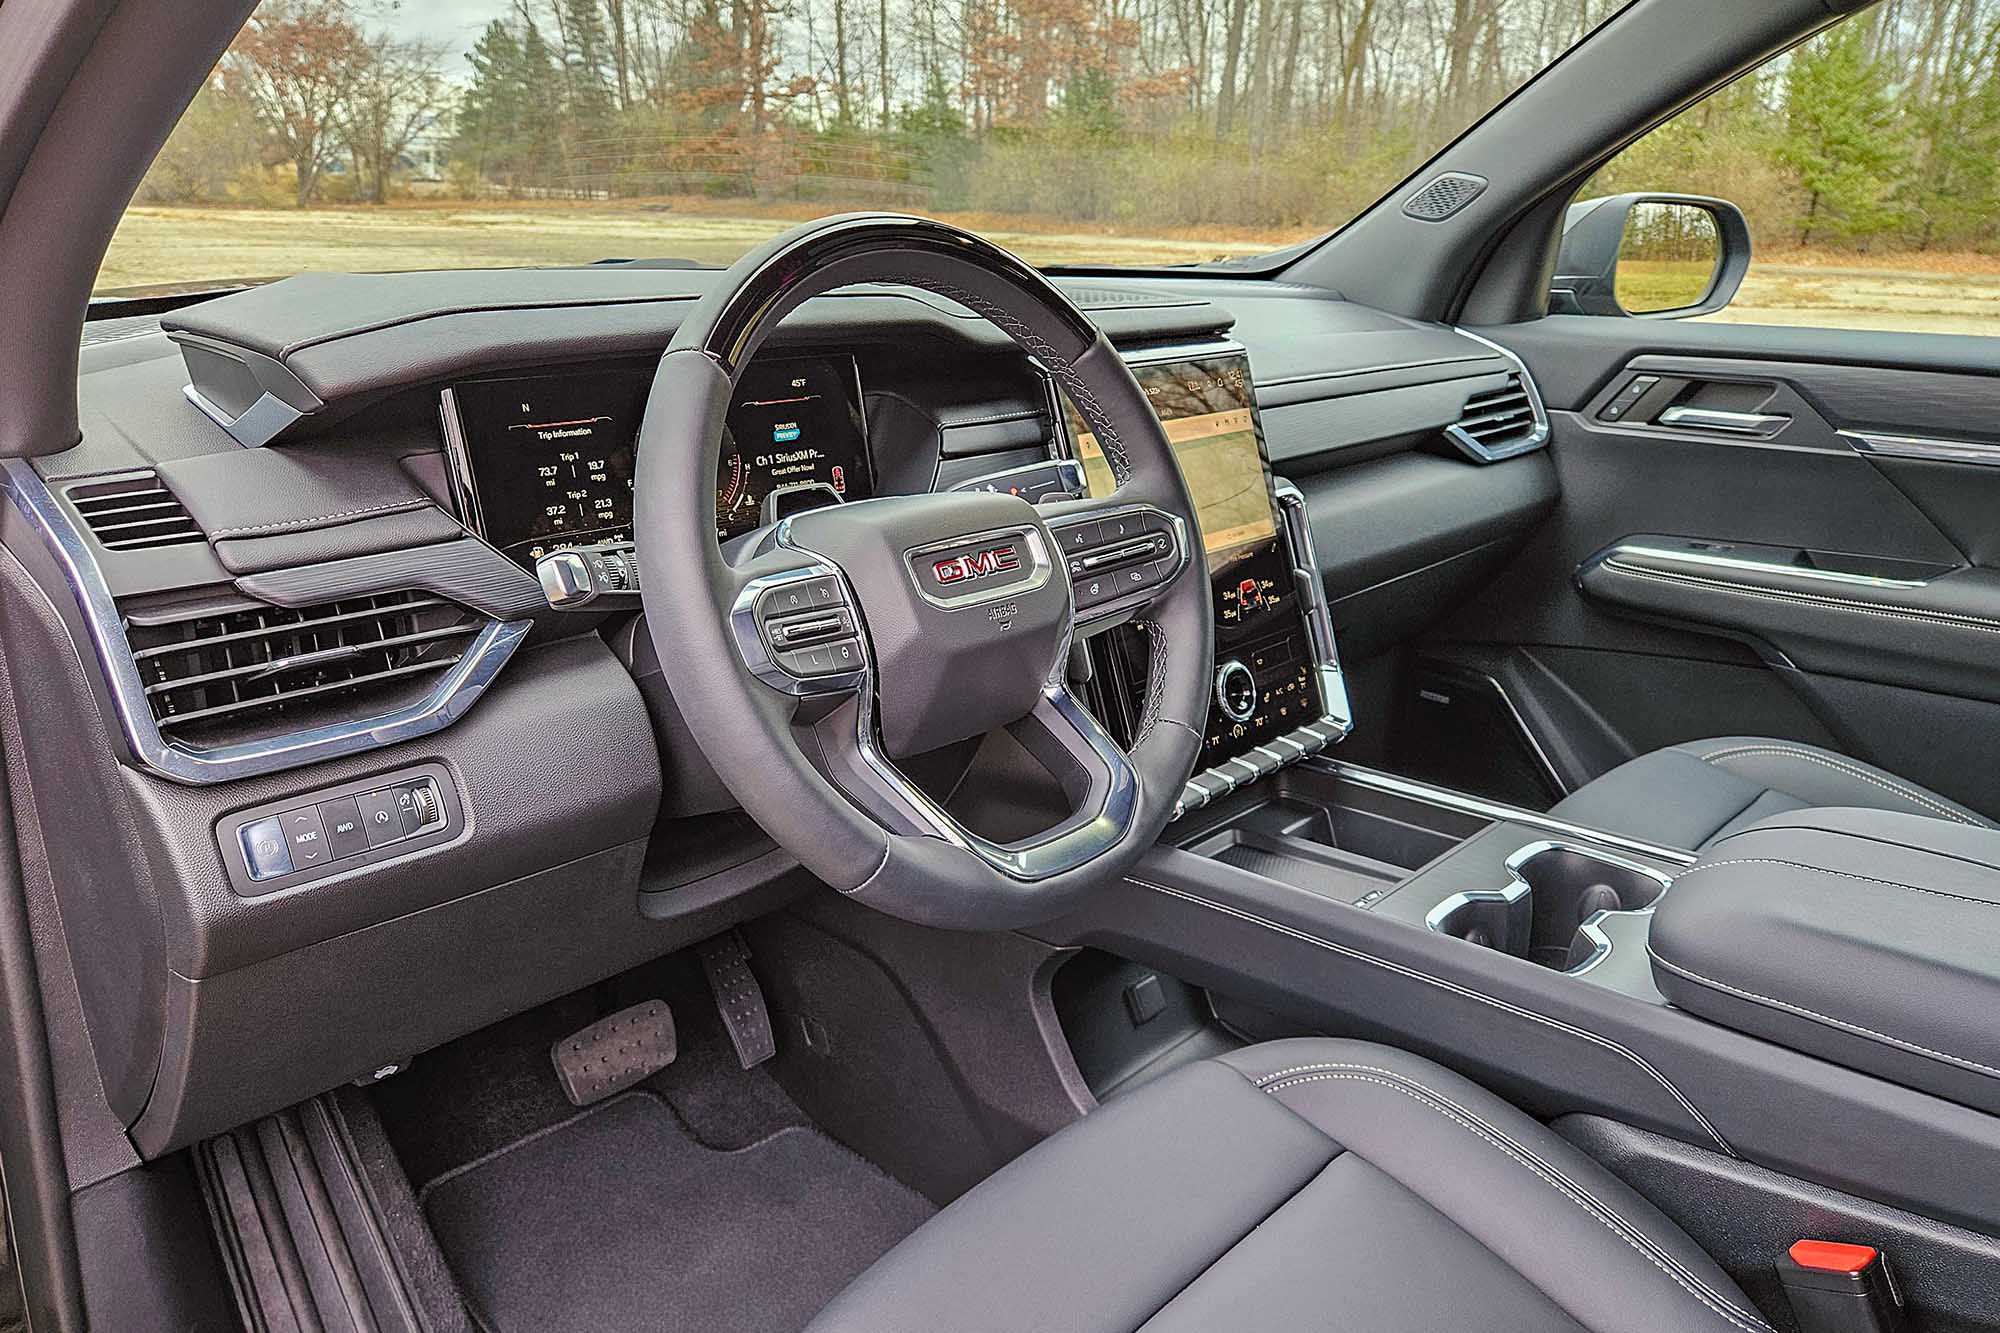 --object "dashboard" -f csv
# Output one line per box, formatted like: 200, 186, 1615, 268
20, 266, 1551, 1155
440, 337, 1339, 777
